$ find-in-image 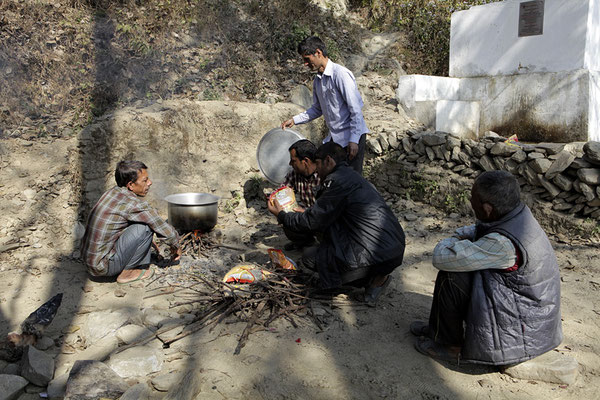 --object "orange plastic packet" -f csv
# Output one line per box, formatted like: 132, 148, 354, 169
269, 186, 298, 212
268, 248, 297, 270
